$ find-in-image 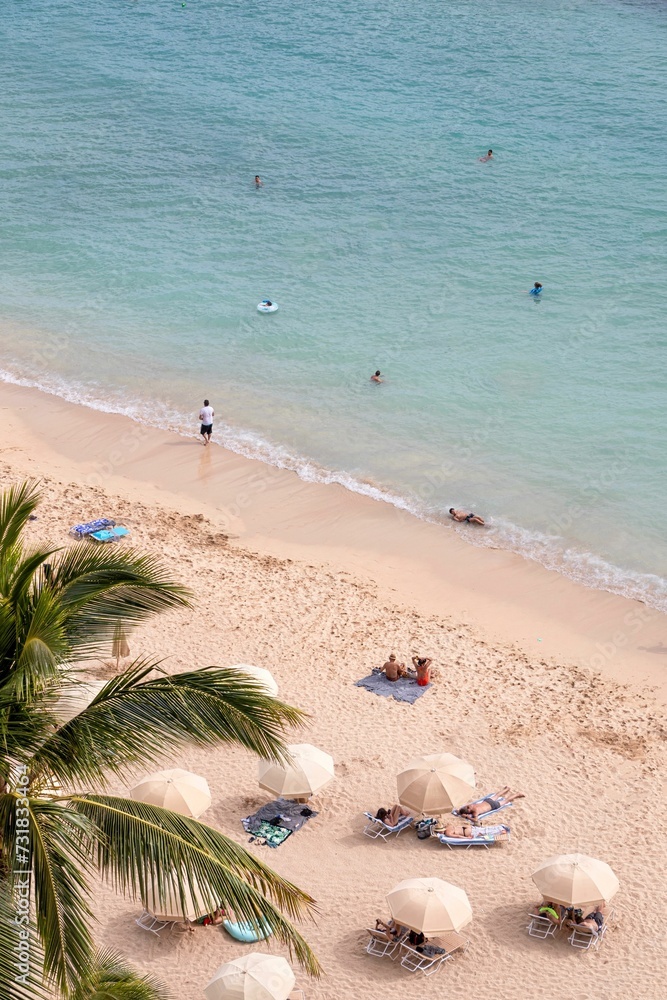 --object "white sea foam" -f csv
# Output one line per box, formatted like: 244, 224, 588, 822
2, 365, 666, 615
